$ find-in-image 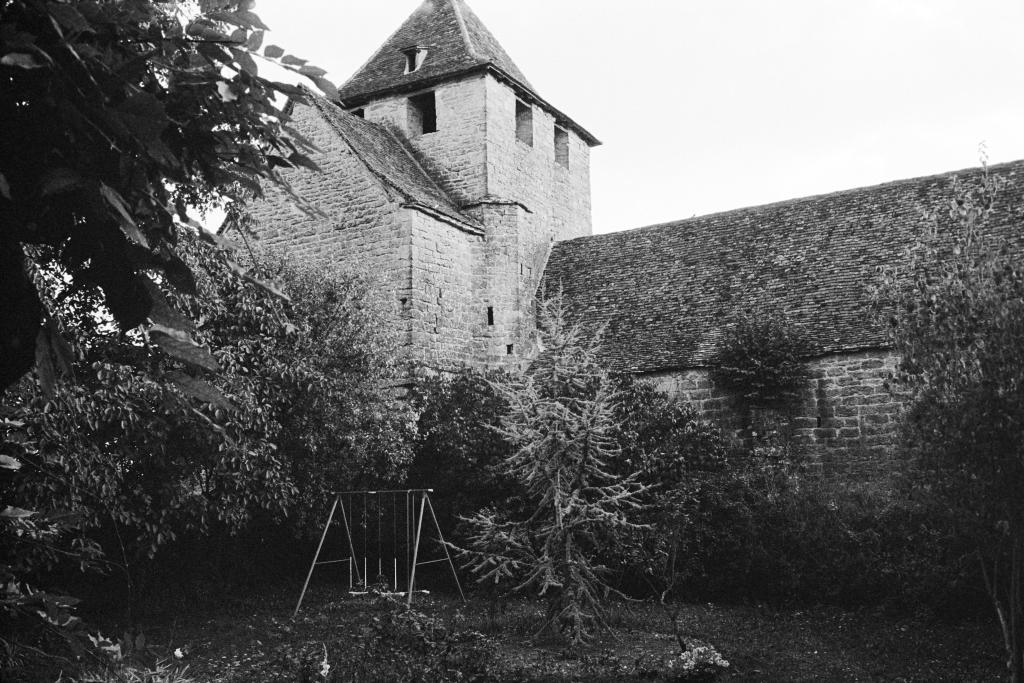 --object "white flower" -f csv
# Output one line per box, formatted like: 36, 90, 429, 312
319, 644, 330, 678
173, 648, 184, 659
